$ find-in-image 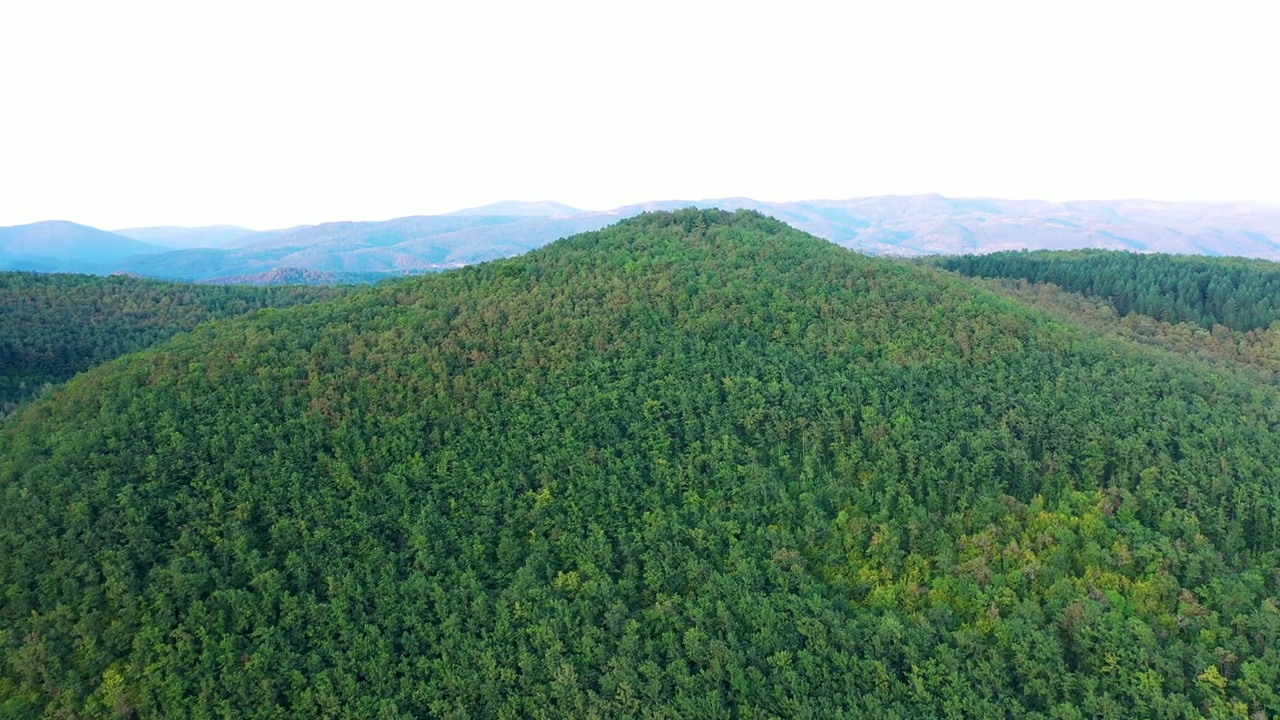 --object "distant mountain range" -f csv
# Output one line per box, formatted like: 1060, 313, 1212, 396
113, 225, 282, 249
447, 200, 584, 217
3, 196, 1279, 283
